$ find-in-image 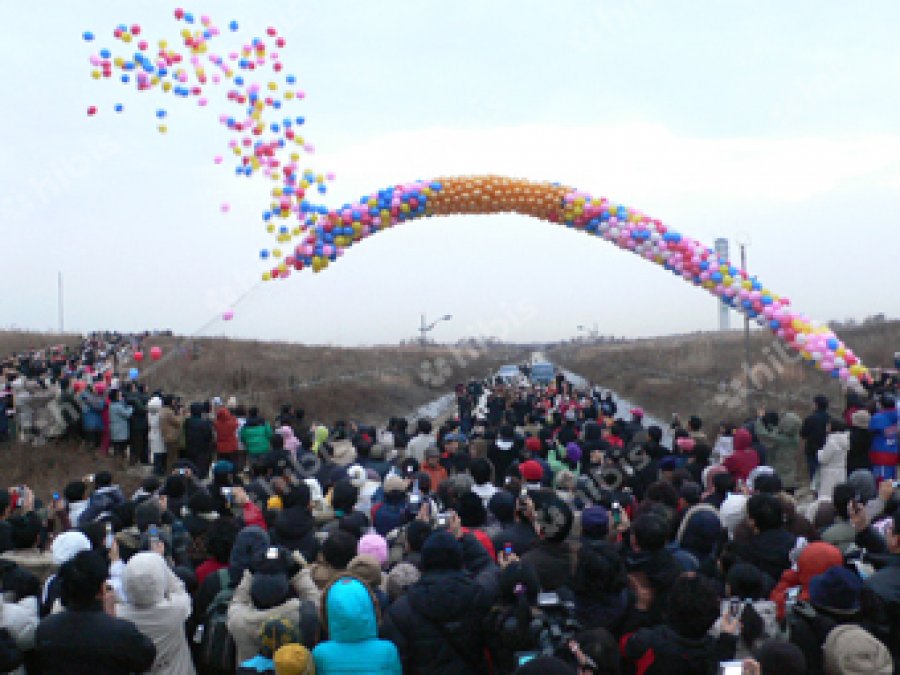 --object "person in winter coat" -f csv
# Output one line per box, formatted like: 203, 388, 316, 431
816, 420, 849, 502
34, 550, 156, 675
226, 546, 319, 665
276, 425, 300, 456
183, 402, 215, 480
622, 574, 738, 675
313, 576, 401, 675
124, 384, 149, 465
675, 504, 724, 578
215, 406, 239, 462
801, 394, 831, 482
108, 389, 133, 459
870, 395, 899, 481
382, 531, 495, 675
754, 411, 801, 491
116, 551, 195, 675
769, 541, 843, 621
723, 428, 759, 482
79, 386, 106, 448
147, 396, 166, 476
241, 408, 274, 458
77, 471, 125, 527
572, 542, 628, 634
847, 409, 873, 474
733, 493, 797, 585
270, 484, 319, 564
482, 561, 546, 674
0, 590, 38, 675
160, 396, 184, 473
